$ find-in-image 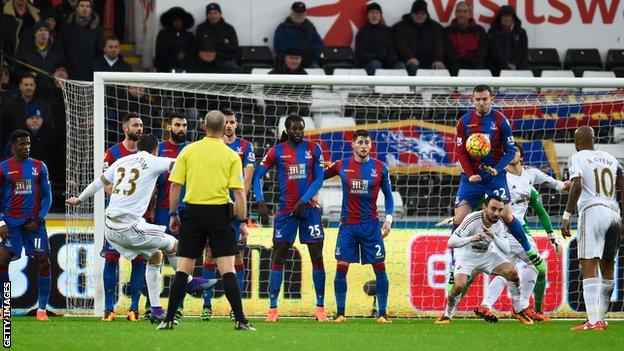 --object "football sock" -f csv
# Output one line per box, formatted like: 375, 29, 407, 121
223, 272, 246, 323
507, 281, 524, 312
145, 264, 162, 308
599, 279, 615, 321
504, 216, 531, 251
38, 268, 51, 311
167, 253, 178, 270
482, 275, 506, 309
582, 277, 600, 324
312, 263, 325, 307
103, 254, 119, 312
520, 266, 538, 310
165, 271, 188, 322
374, 263, 389, 316
129, 259, 146, 311
235, 264, 245, 295
533, 270, 547, 312
202, 263, 217, 309
444, 294, 460, 318
334, 264, 348, 316
268, 264, 284, 308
